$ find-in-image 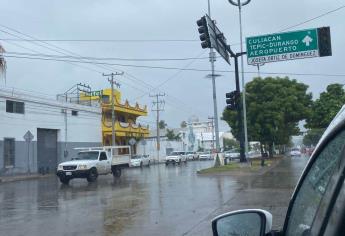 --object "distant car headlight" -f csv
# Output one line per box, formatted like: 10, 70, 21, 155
78, 164, 88, 170
57, 165, 63, 170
